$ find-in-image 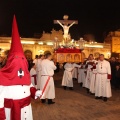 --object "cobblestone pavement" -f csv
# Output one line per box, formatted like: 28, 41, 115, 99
31, 69, 120, 120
